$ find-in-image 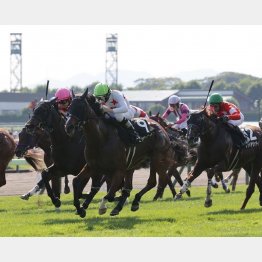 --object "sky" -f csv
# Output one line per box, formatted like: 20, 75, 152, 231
1, 25, 262, 91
